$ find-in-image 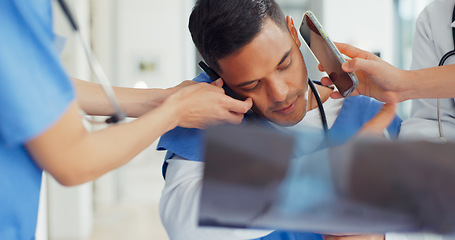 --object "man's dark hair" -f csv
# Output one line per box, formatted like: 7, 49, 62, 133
189, 0, 287, 73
